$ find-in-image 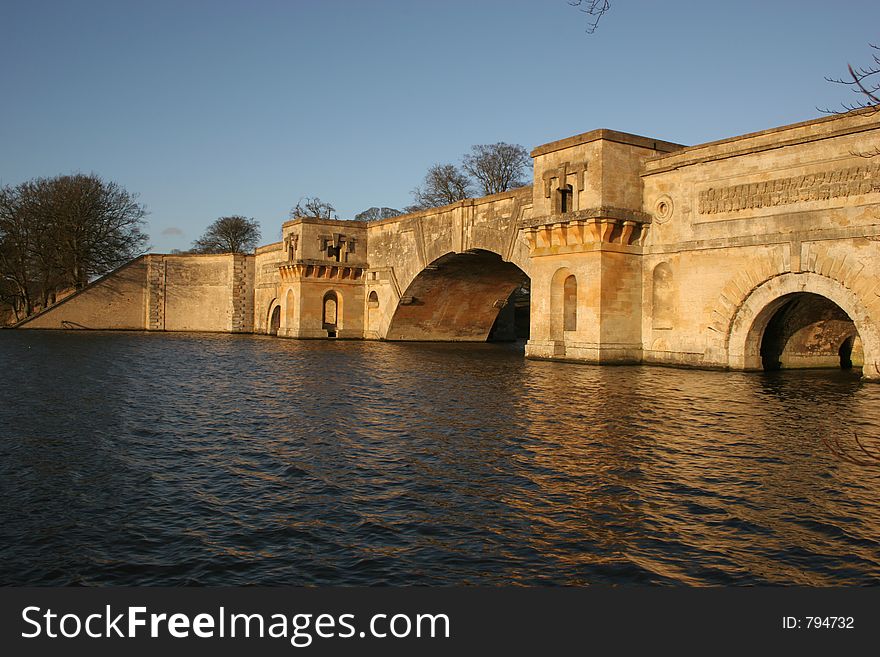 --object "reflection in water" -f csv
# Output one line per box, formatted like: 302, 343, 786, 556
1, 332, 879, 585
